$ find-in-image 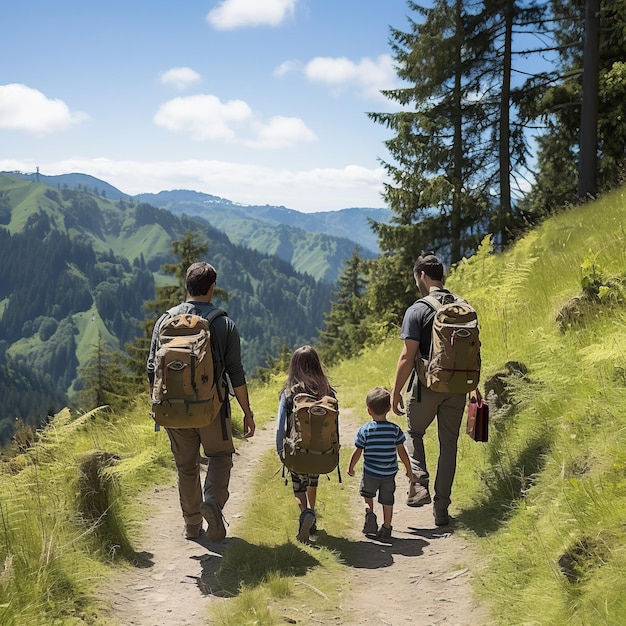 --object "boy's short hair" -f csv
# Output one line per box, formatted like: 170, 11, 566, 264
366, 386, 391, 416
